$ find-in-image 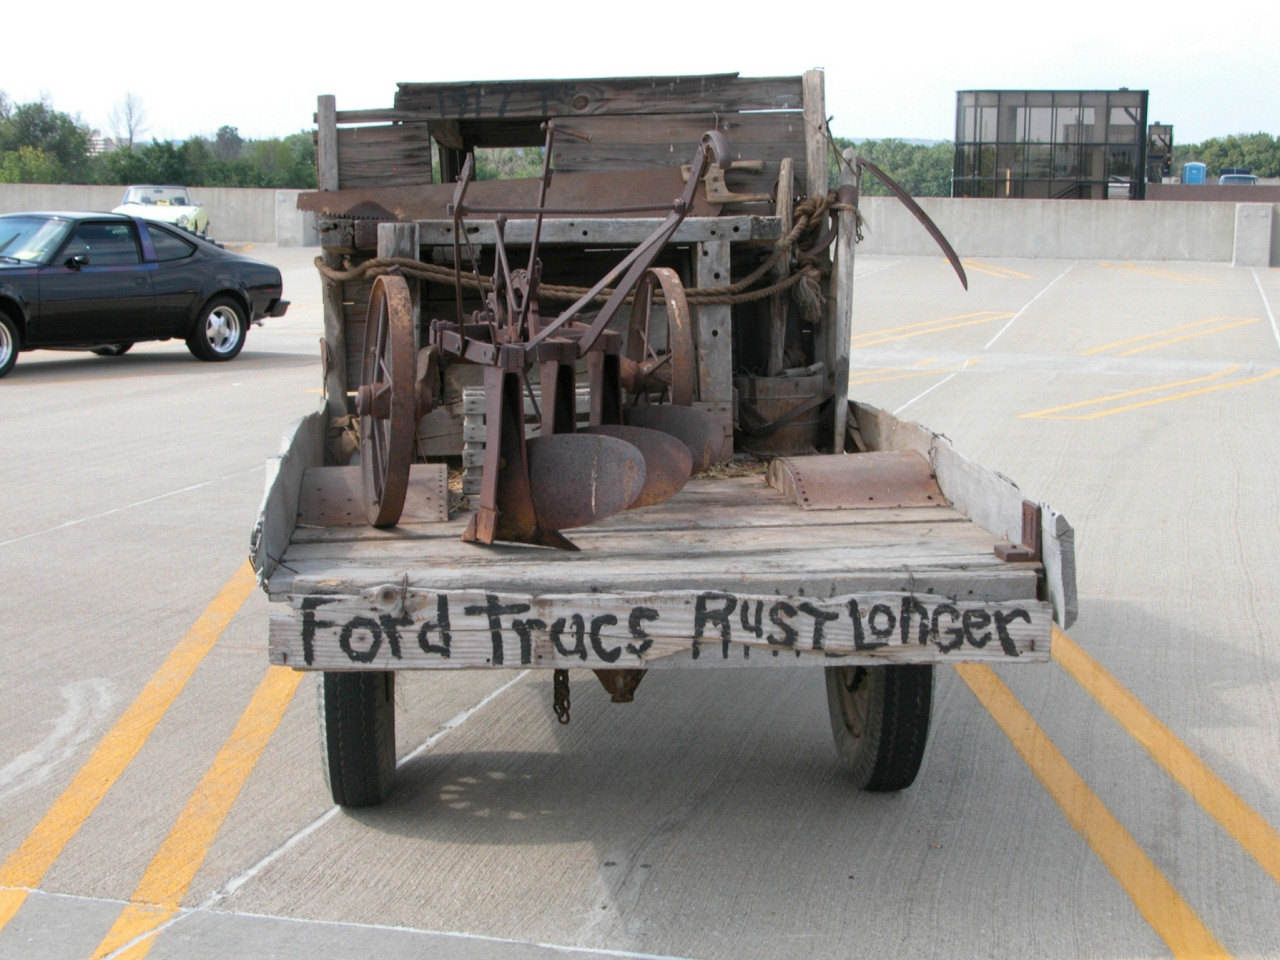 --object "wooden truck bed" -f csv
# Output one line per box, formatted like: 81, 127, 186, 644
253, 403, 1074, 674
